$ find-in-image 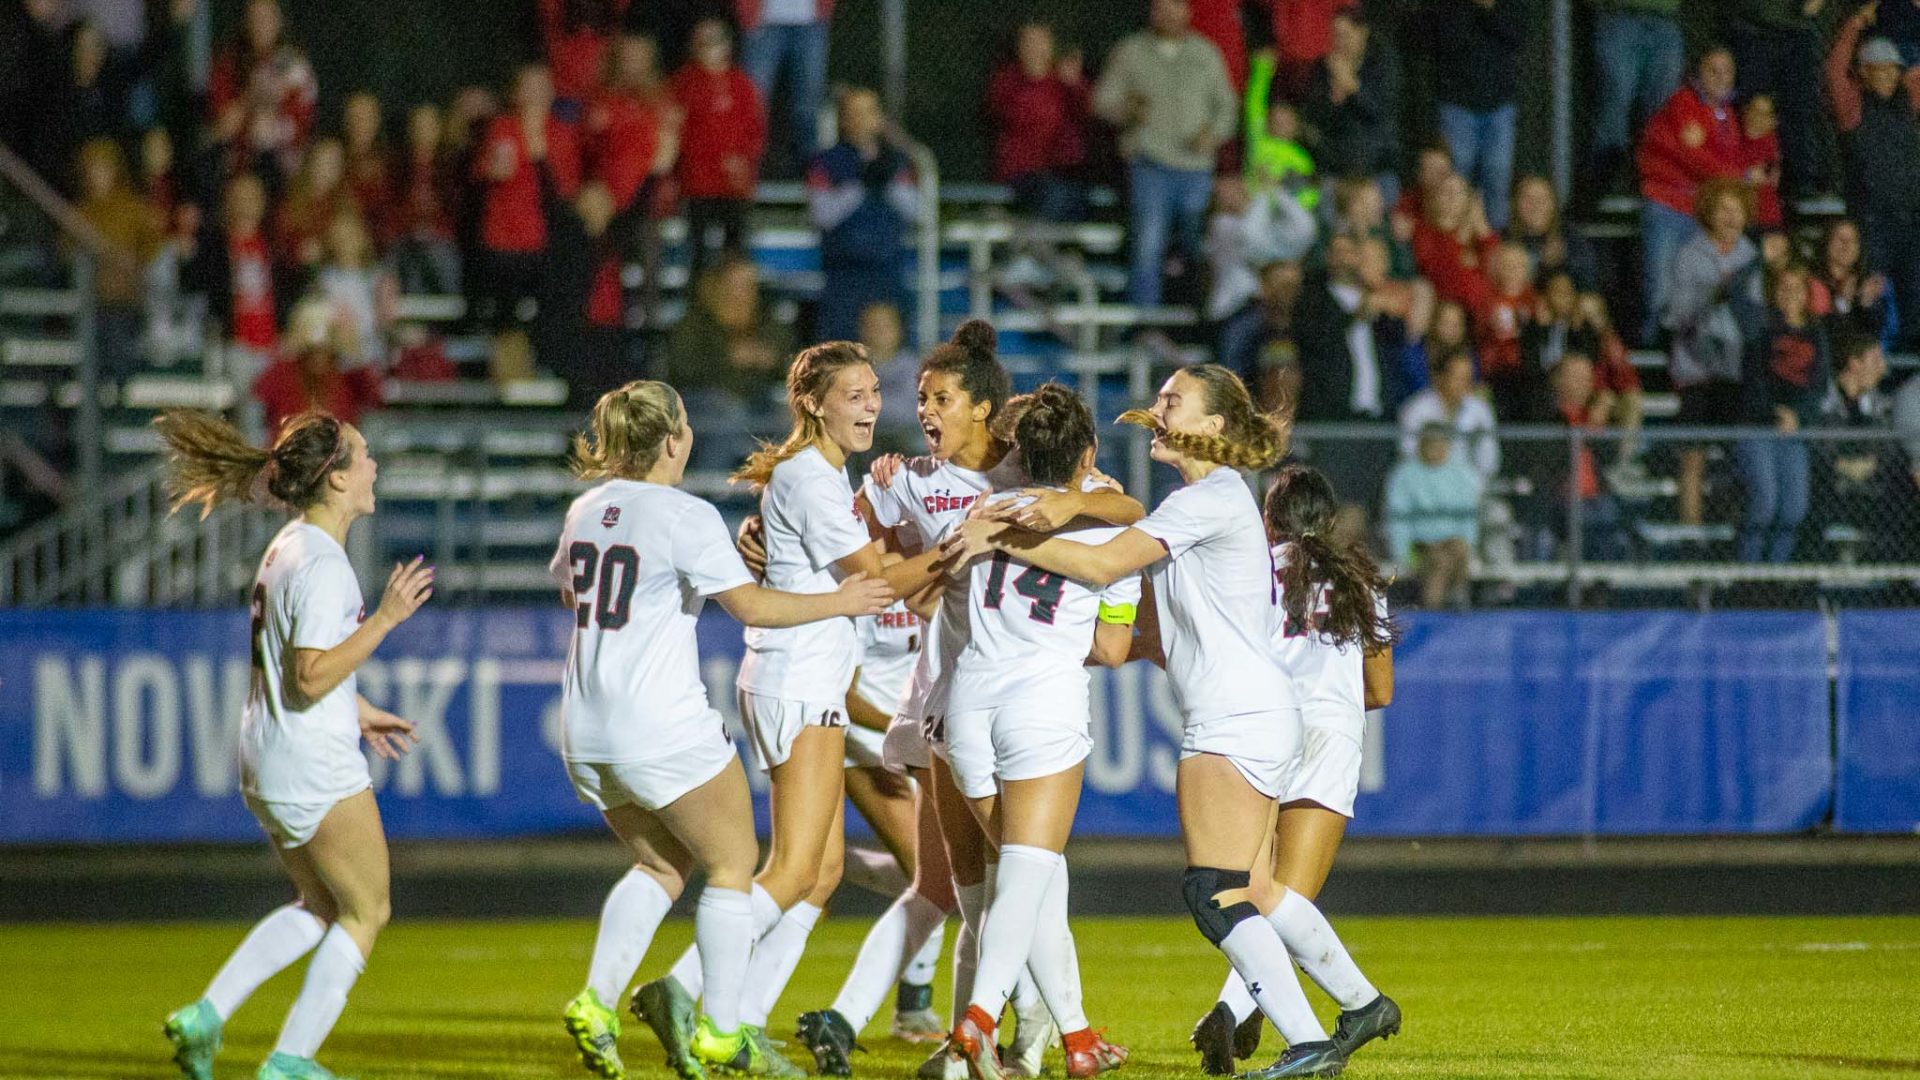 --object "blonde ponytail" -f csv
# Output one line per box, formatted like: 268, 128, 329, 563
572, 380, 683, 481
